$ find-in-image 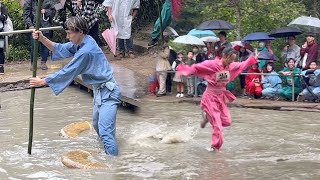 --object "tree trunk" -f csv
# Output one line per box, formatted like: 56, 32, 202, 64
229, 0, 241, 39
313, 0, 319, 17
